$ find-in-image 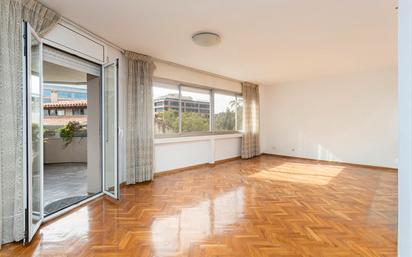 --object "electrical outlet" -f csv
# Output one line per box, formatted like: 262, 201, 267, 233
291, 148, 295, 152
